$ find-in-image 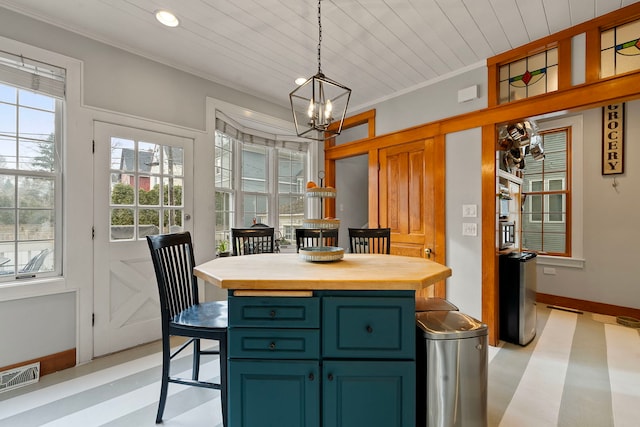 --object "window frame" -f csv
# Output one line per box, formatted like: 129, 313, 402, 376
108, 139, 186, 241
0, 83, 63, 281
240, 142, 270, 226
521, 126, 572, 257
214, 128, 309, 247
527, 177, 566, 224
